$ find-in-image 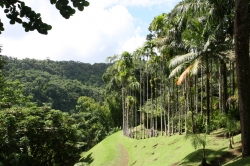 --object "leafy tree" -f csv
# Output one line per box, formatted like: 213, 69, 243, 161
0, 106, 83, 165
0, 79, 33, 109
75, 96, 113, 150
0, 0, 89, 34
